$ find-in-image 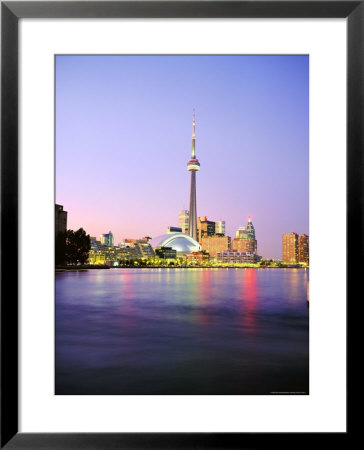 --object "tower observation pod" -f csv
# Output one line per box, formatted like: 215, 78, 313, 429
187, 109, 200, 241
